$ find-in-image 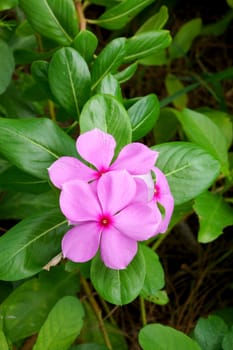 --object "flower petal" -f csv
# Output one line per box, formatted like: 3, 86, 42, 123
111, 143, 159, 174
100, 226, 137, 269
114, 202, 162, 241
48, 156, 94, 189
134, 172, 154, 201
76, 128, 116, 171
97, 170, 136, 214
60, 180, 100, 222
152, 167, 174, 233
62, 223, 101, 262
